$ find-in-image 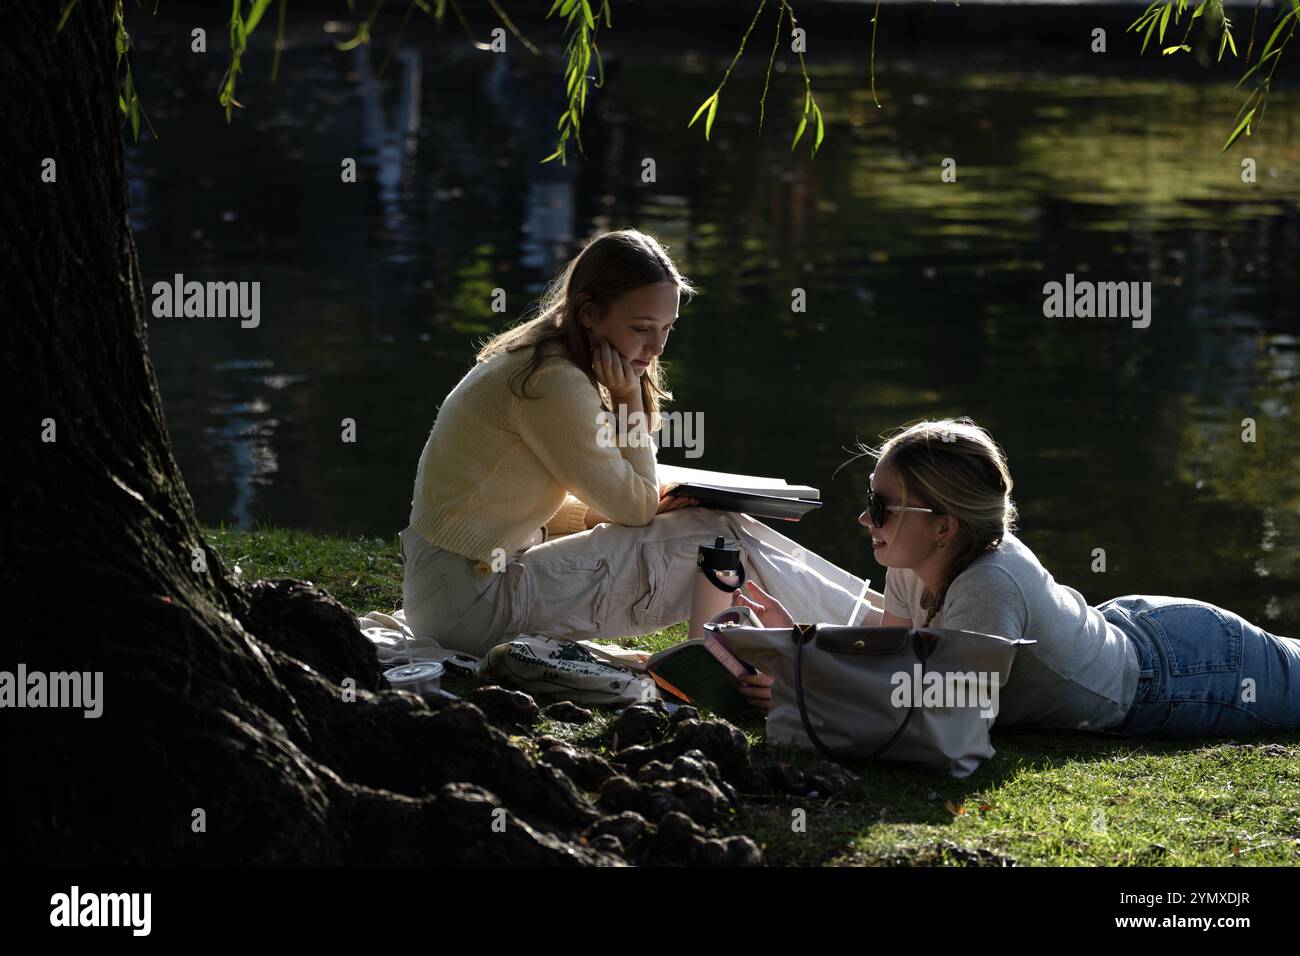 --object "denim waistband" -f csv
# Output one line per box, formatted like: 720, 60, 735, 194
1099, 602, 1160, 732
